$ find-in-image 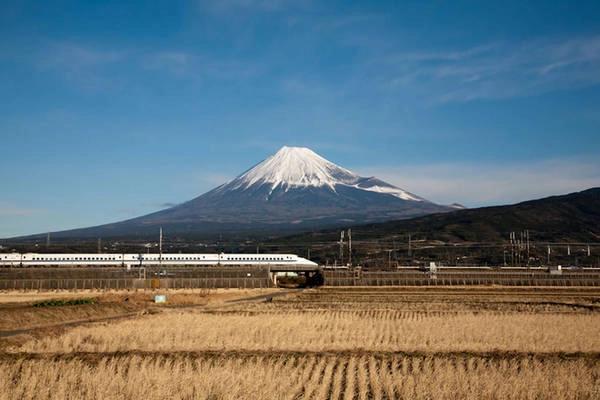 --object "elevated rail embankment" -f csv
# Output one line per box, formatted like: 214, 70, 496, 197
323, 269, 600, 286
1, 266, 599, 289
0, 266, 273, 290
